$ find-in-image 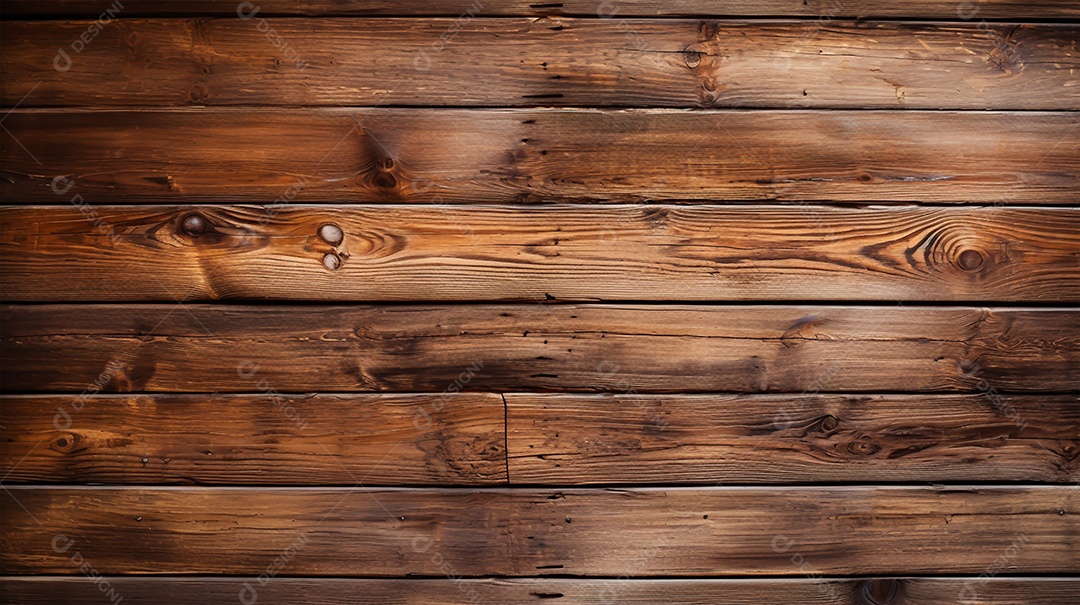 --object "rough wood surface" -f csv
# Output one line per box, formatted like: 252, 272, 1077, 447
5, 19, 1077, 109
2, 305, 1076, 393
4, 0, 1077, 19
4, 393, 1074, 485
507, 394, 1080, 484
0, 394, 506, 485
4, 205, 1078, 302
3, 109, 1076, 204
3, 577, 1078, 605
2, 486, 1075, 576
